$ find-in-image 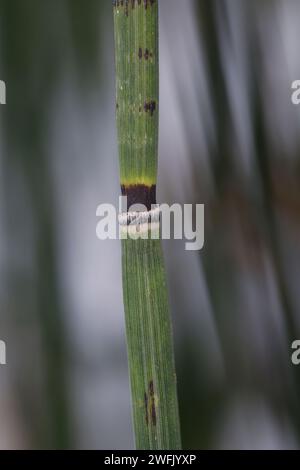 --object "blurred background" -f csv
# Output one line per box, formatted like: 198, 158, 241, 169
0, 0, 300, 449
